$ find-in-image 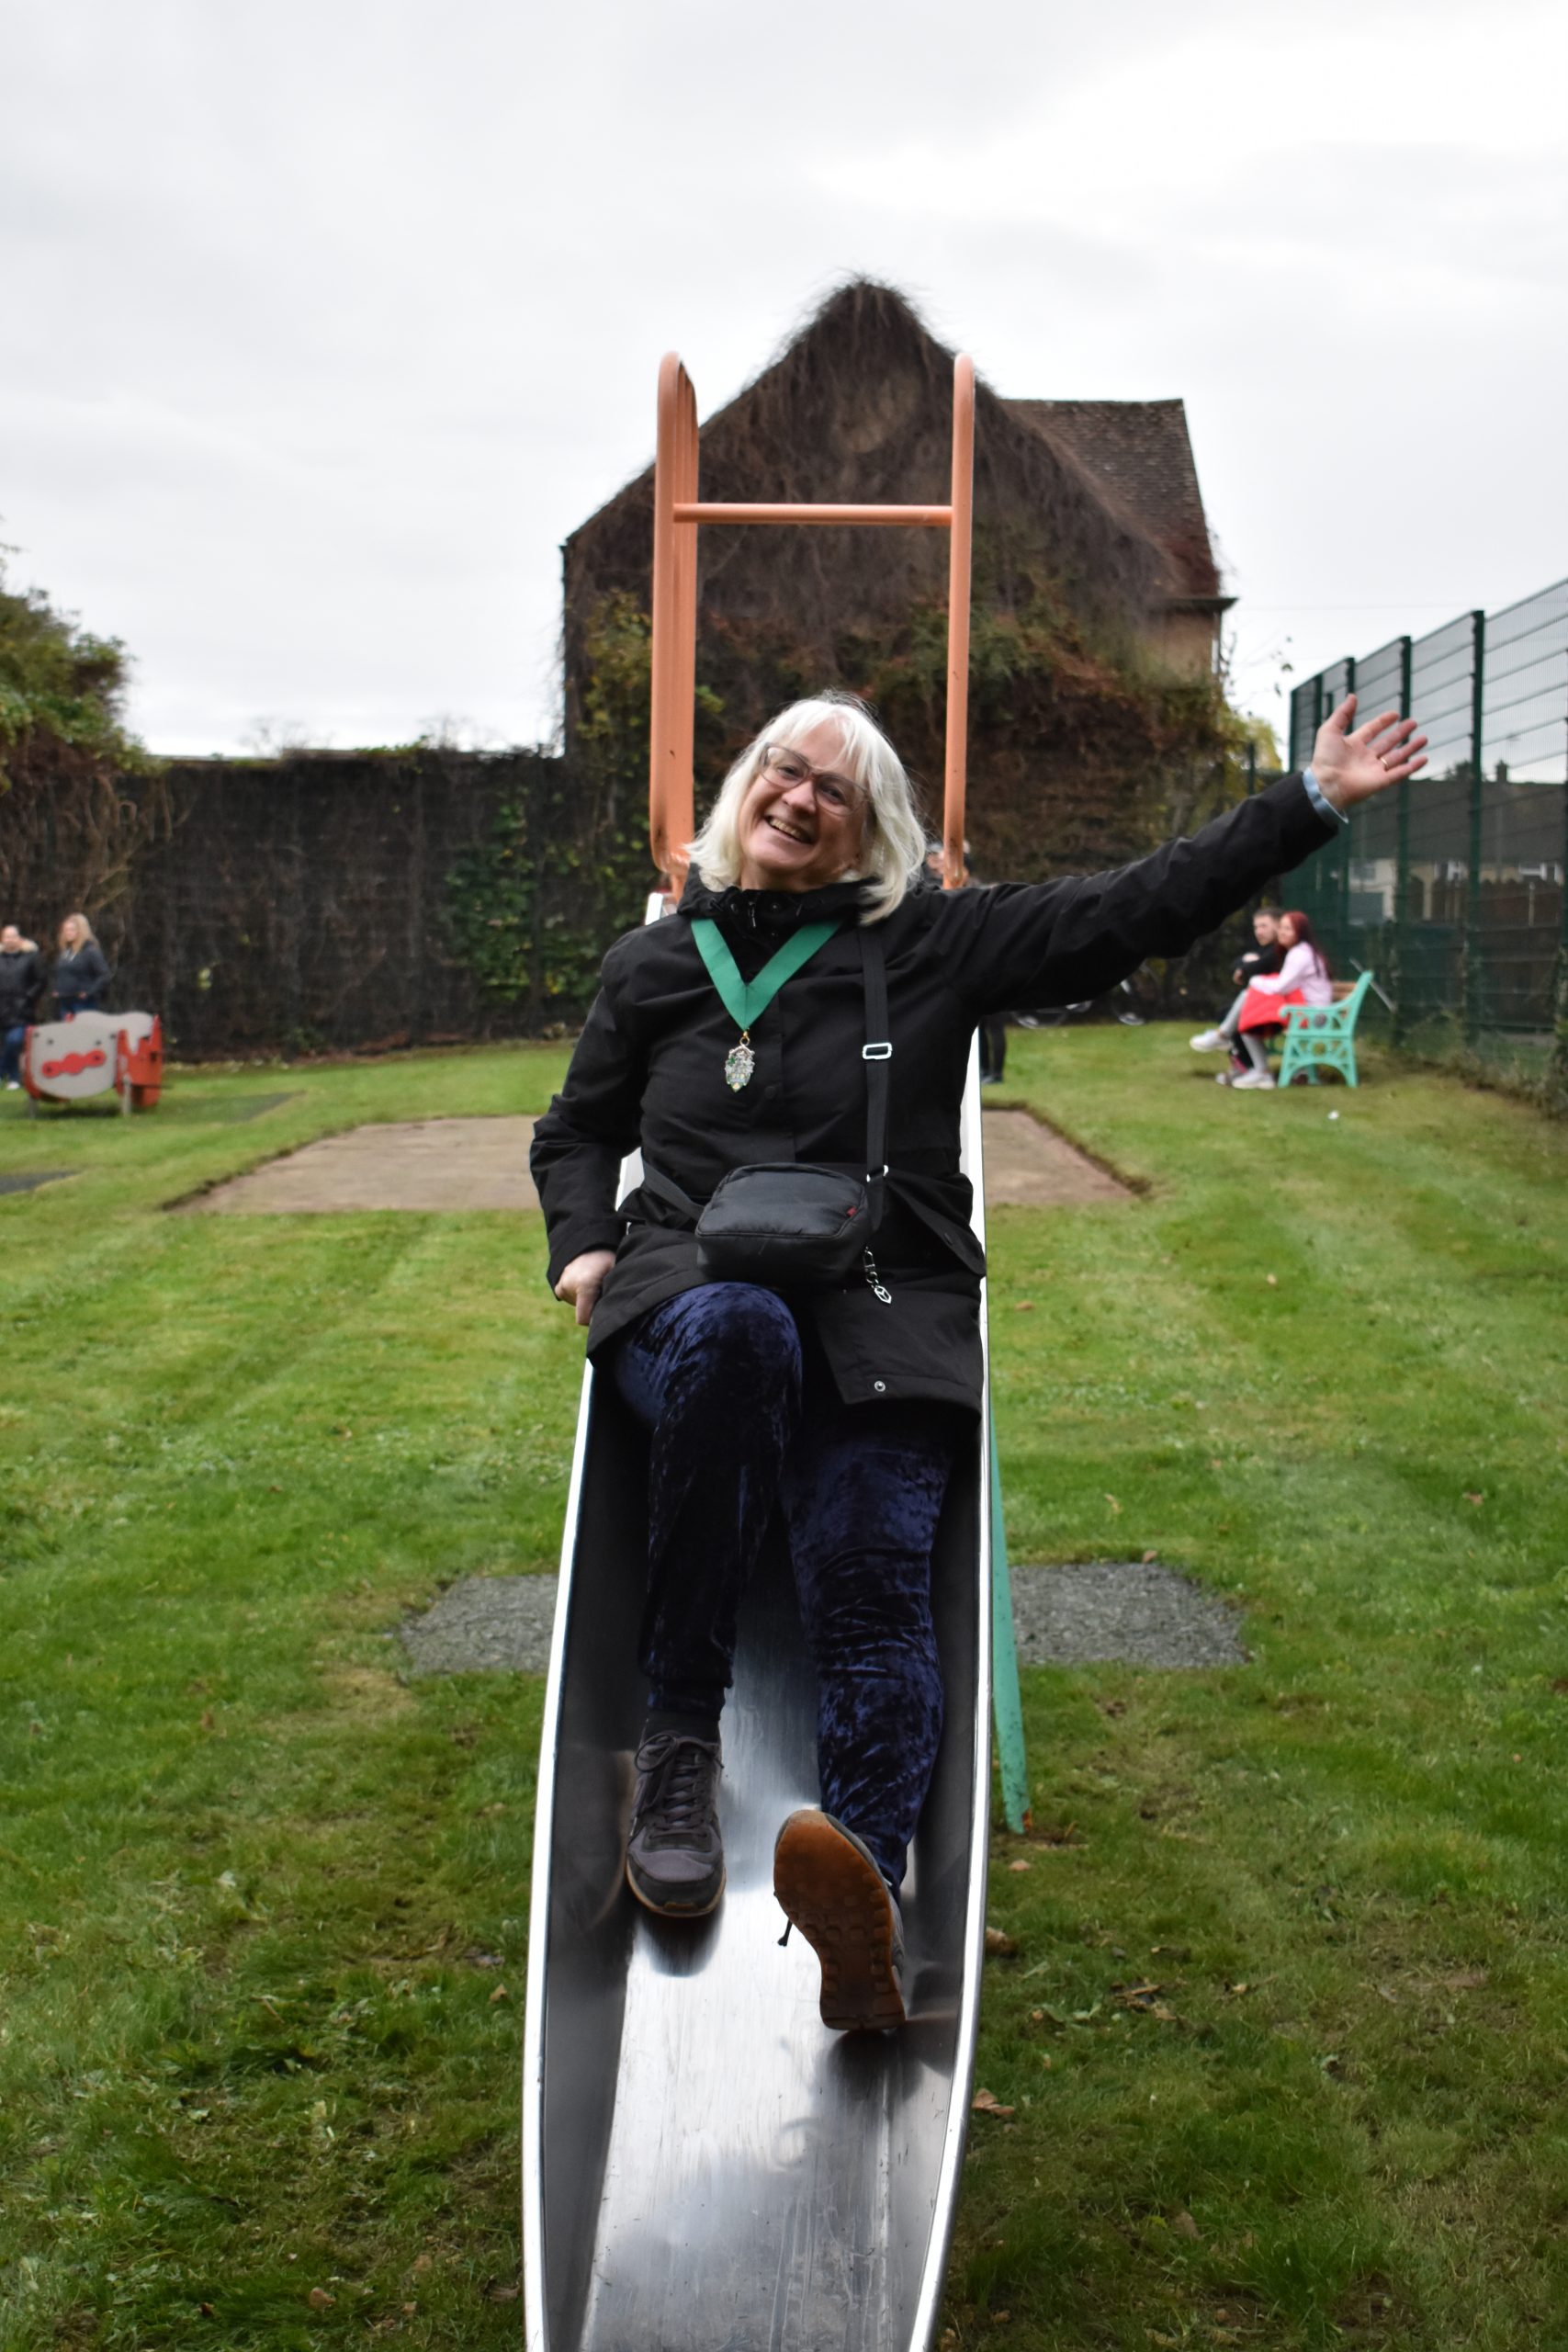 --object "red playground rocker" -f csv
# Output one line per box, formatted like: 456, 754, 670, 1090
23, 1011, 164, 1114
